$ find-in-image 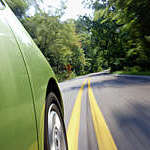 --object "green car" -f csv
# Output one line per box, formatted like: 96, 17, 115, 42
0, 1, 68, 150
